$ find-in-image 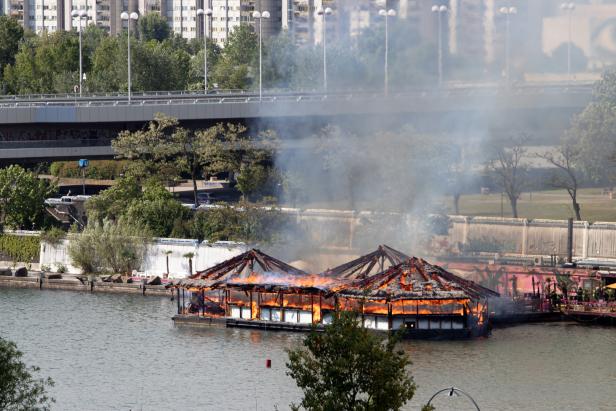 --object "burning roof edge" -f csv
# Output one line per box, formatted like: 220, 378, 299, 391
189, 248, 309, 280
333, 257, 500, 300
